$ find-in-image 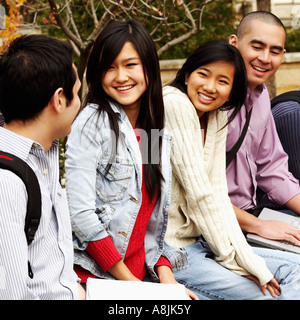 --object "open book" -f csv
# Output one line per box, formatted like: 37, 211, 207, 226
86, 278, 190, 300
